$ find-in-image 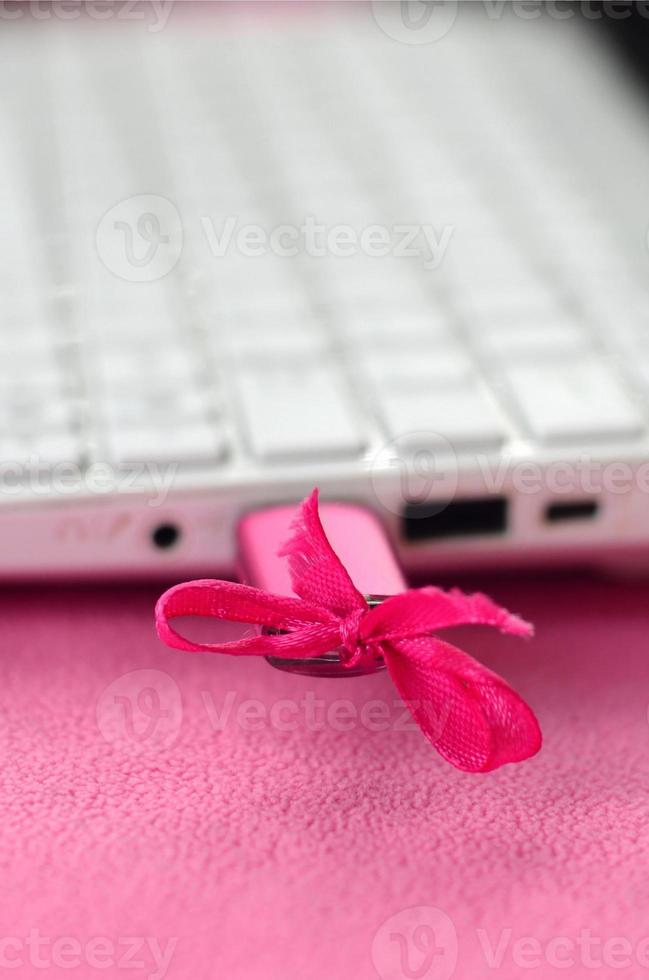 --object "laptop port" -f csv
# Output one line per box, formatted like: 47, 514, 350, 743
151, 523, 181, 550
402, 497, 508, 541
545, 500, 599, 523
